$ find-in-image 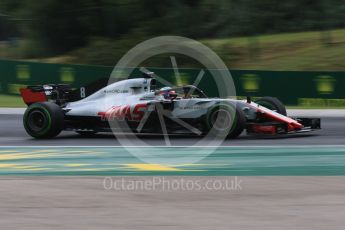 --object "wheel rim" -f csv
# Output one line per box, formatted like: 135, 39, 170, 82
210, 109, 232, 131
27, 110, 48, 132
